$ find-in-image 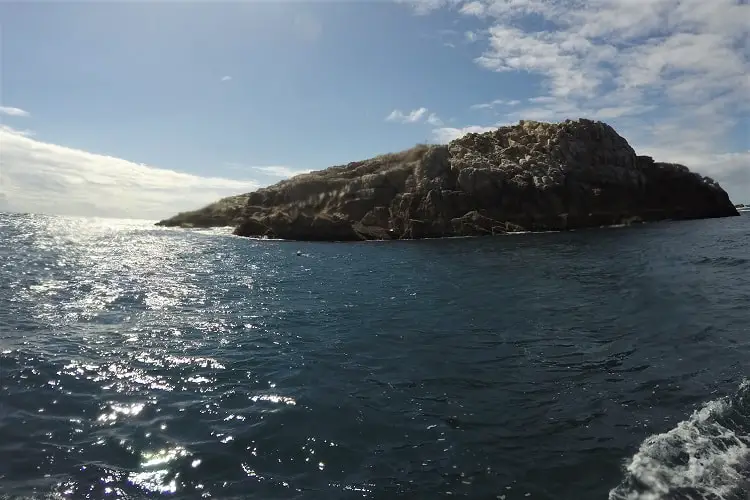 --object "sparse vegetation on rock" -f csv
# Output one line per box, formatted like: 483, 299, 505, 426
156, 119, 739, 240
